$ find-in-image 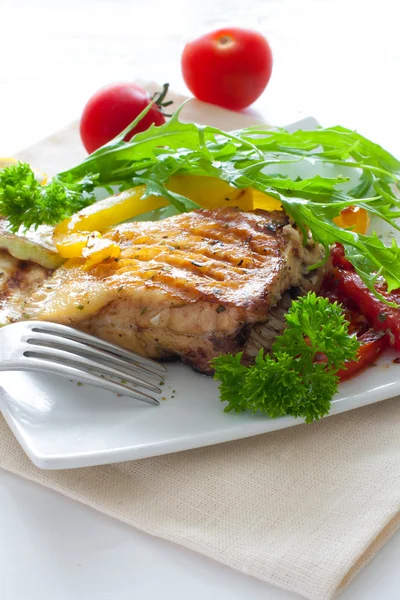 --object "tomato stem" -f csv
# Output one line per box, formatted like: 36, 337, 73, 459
152, 83, 173, 117
217, 35, 234, 48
